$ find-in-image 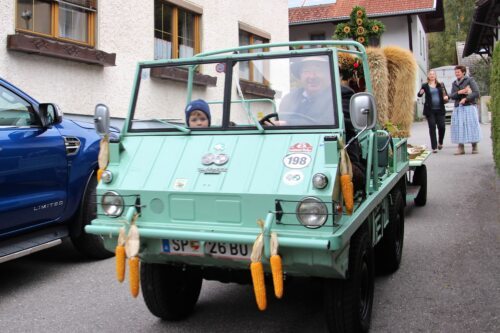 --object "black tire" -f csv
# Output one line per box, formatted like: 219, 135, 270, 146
141, 263, 203, 320
375, 189, 405, 274
413, 165, 427, 206
70, 174, 113, 259
324, 225, 374, 333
